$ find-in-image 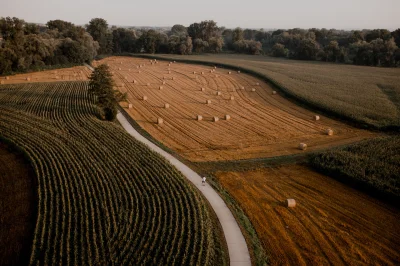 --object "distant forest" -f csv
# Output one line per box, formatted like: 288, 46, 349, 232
1, 17, 399, 74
